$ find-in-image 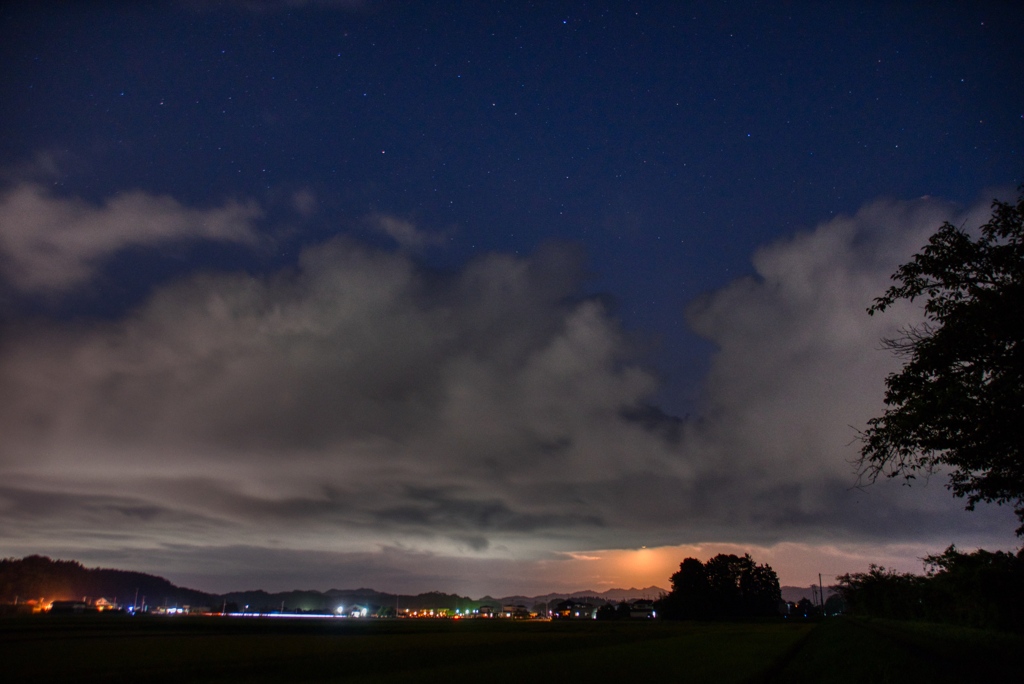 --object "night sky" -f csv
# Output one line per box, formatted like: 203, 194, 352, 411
1, 1, 1022, 597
